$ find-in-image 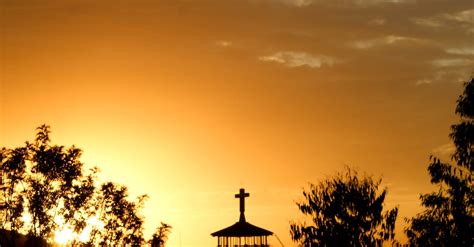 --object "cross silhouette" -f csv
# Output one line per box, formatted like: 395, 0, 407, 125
235, 188, 249, 222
